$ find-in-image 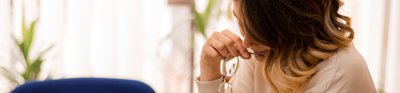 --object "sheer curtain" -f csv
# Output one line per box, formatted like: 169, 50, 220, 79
0, 0, 193, 93
347, 0, 400, 92
39, 0, 188, 92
